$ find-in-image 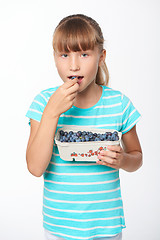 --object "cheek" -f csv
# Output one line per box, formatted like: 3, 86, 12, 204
55, 62, 67, 77
88, 62, 99, 77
